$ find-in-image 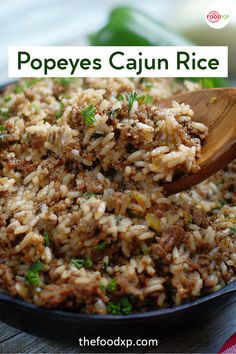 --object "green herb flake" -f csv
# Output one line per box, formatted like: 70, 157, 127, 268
0, 125, 5, 132
26, 78, 43, 88
99, 282, 106, 291
31, 260, 43, 272
107, 297, 132, 315
120, 297, 133, 315
127, 91, 138, 111
14, 86, 24, 94
117, 94, 125, 101
70, 258, 93, 269
0, 107, 9, 120
187, 215, 193, 224
56, 78, 74, 86
85, 258, 93, 268
119, 92, 152, 111
25, 272, 42, 287
142, 246, 150, 255
55, 102, 65, 119
4, 96, 12, 103
95, 240, 107, 251
82, 191, 96, 199
144, 80, 153, 90
70, 258, 84, 269
82, 105, 96, 126
55, 111, 63, 119
43, 232, 50, 247
107, 279, 117, 292
55, 78, 75, 87
25, 260, 43, 287
32, 103, 40, 113
107, 301, 121, 315
230, 227, 236, 235
137, 95, 153, 105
